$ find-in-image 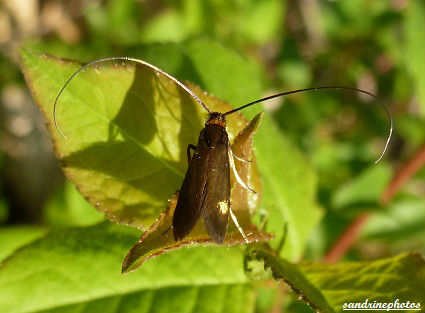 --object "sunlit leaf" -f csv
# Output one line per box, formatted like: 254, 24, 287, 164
404, 0, 425, 116
0, 226, 47, 262
20, 50, 251, 230
0, 223, 255, 313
